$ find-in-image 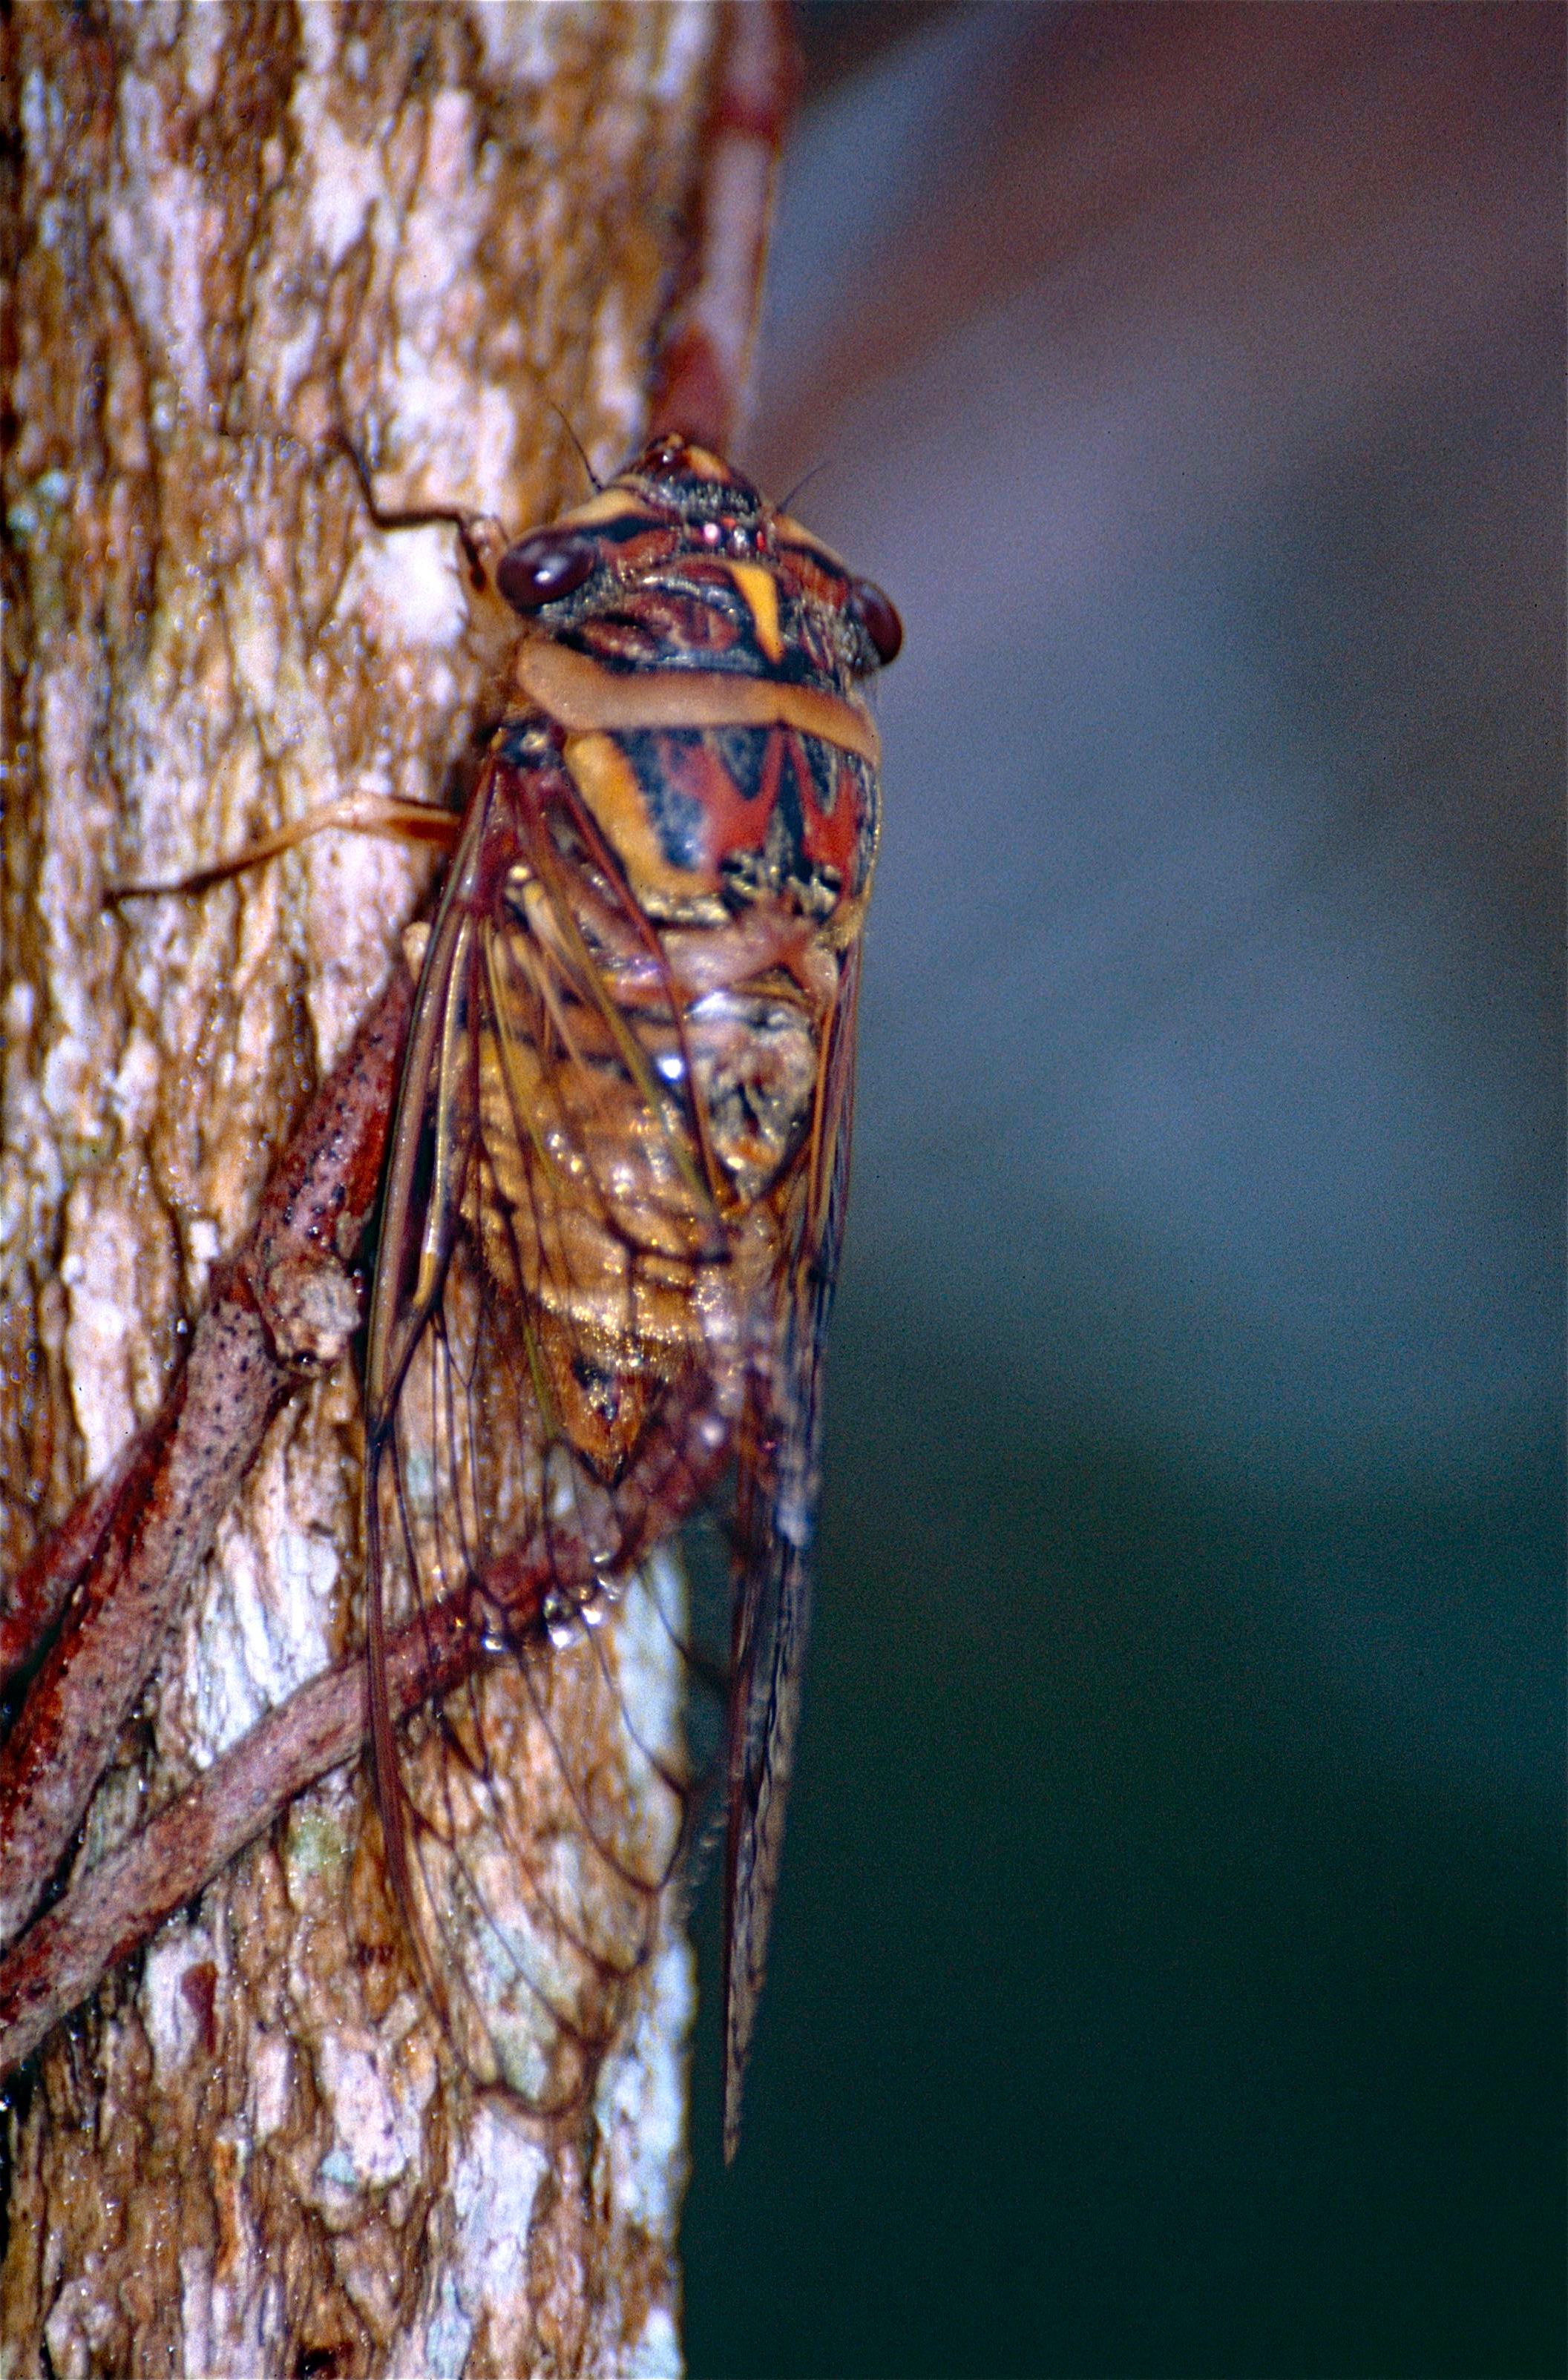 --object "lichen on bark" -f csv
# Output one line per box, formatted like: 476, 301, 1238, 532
1, 7, 721, 2370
